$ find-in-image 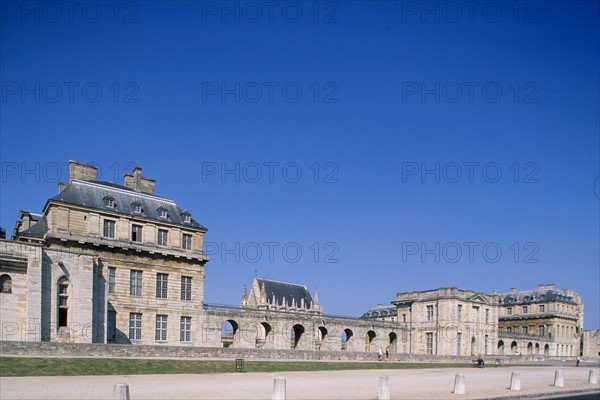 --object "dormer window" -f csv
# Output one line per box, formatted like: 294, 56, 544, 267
181, 212, 191, 223
104, 196, 115, 208
131, 203, 142, 213
157, 207, 168, 219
